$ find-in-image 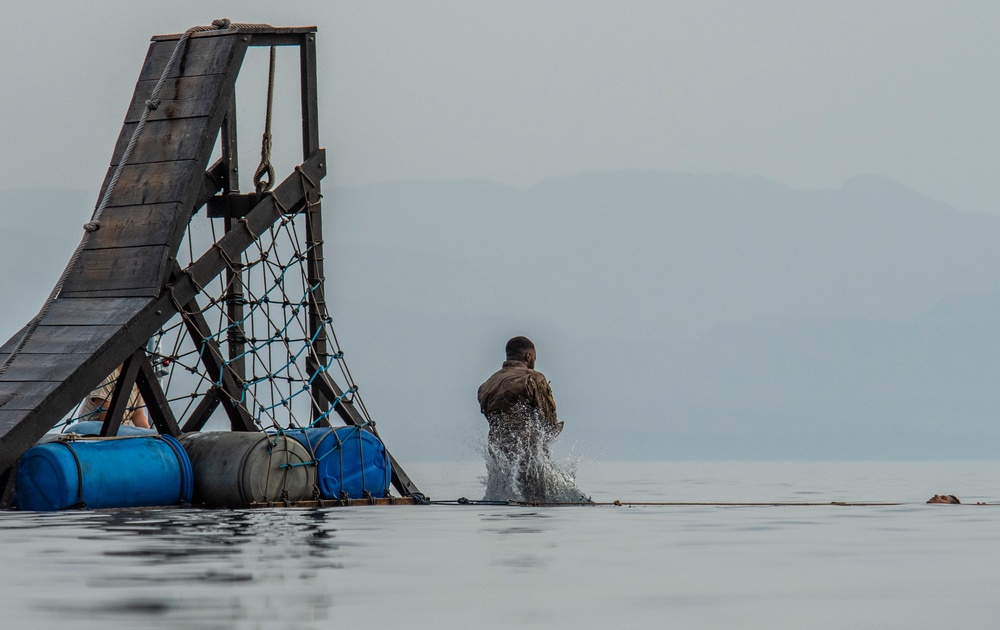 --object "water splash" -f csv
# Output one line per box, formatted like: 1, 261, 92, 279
477, 406, 589, 503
